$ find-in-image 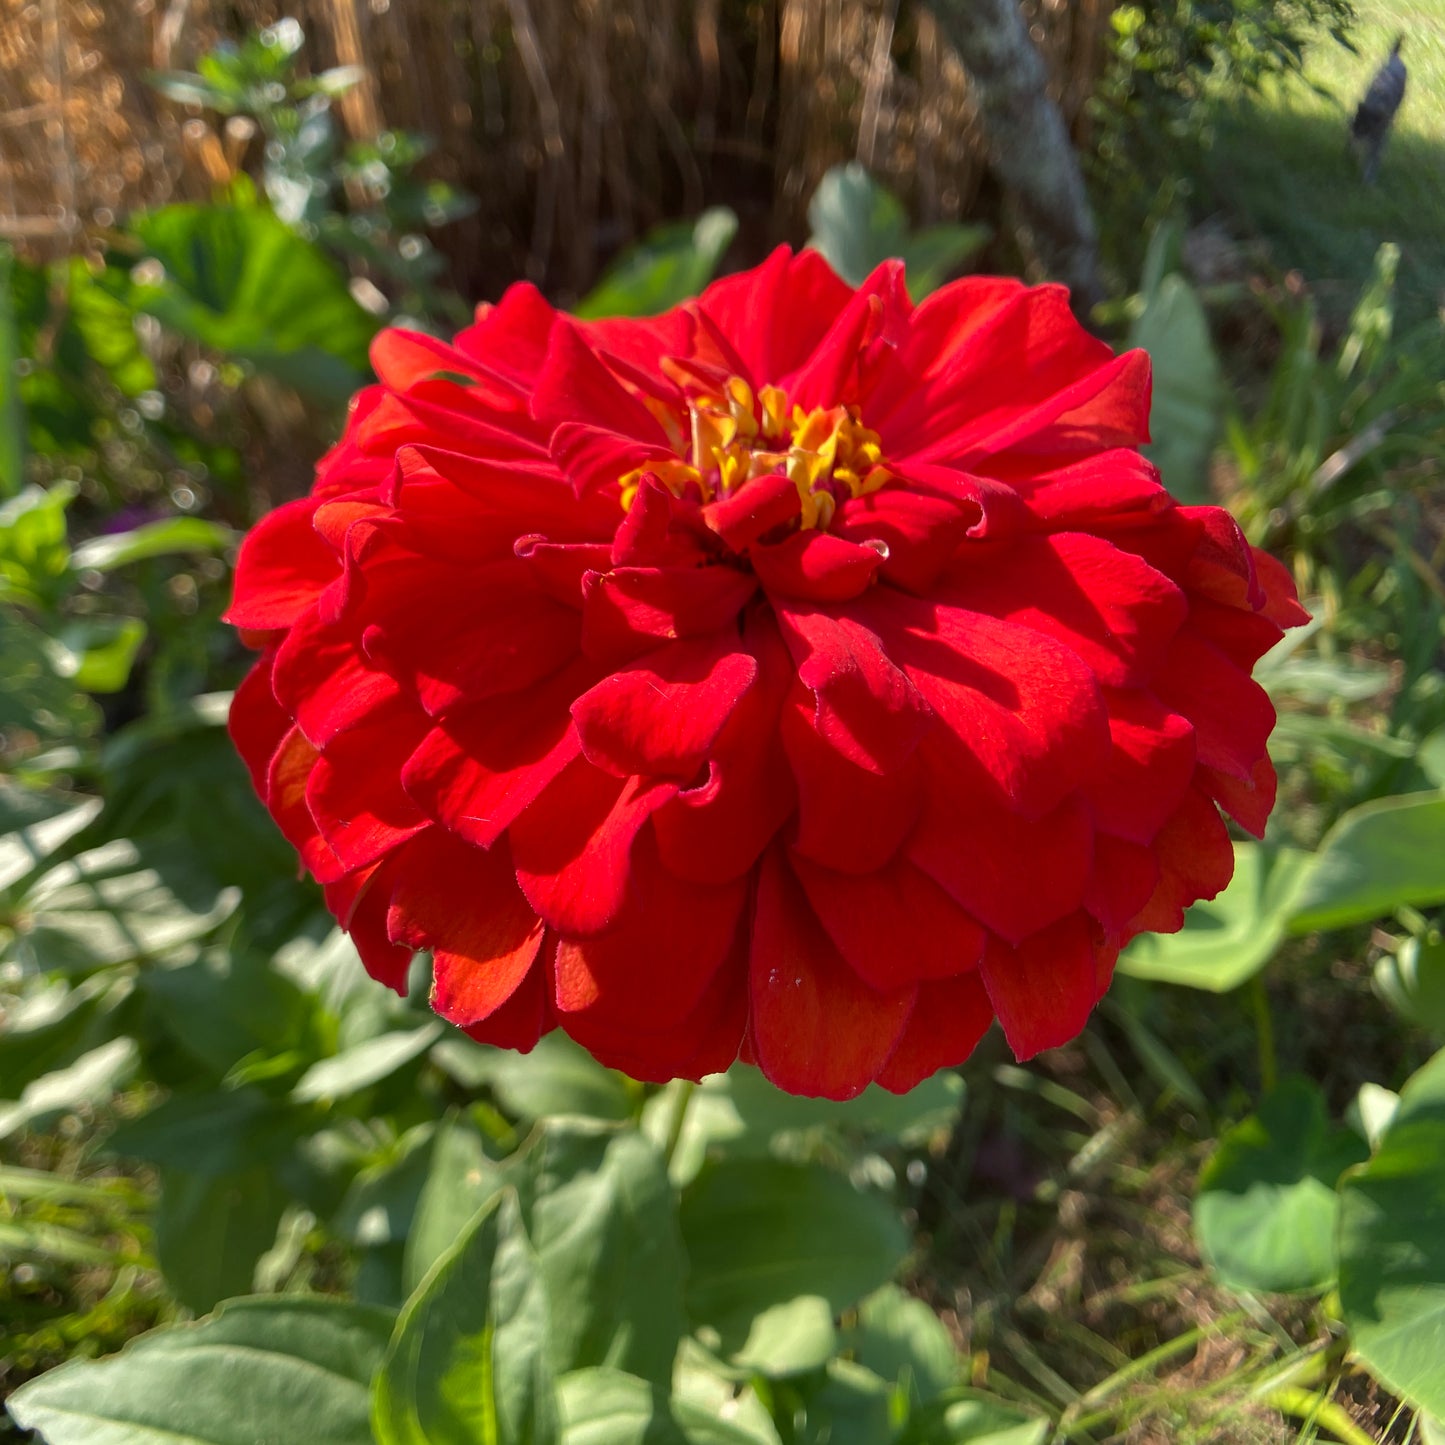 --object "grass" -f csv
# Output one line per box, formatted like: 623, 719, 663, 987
1205, 0, 1445, 326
